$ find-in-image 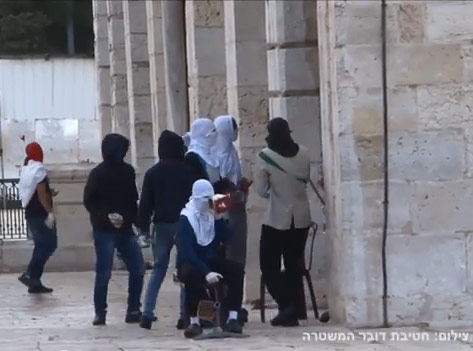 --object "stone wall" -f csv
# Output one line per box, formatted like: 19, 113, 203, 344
321, 0, 473, 327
